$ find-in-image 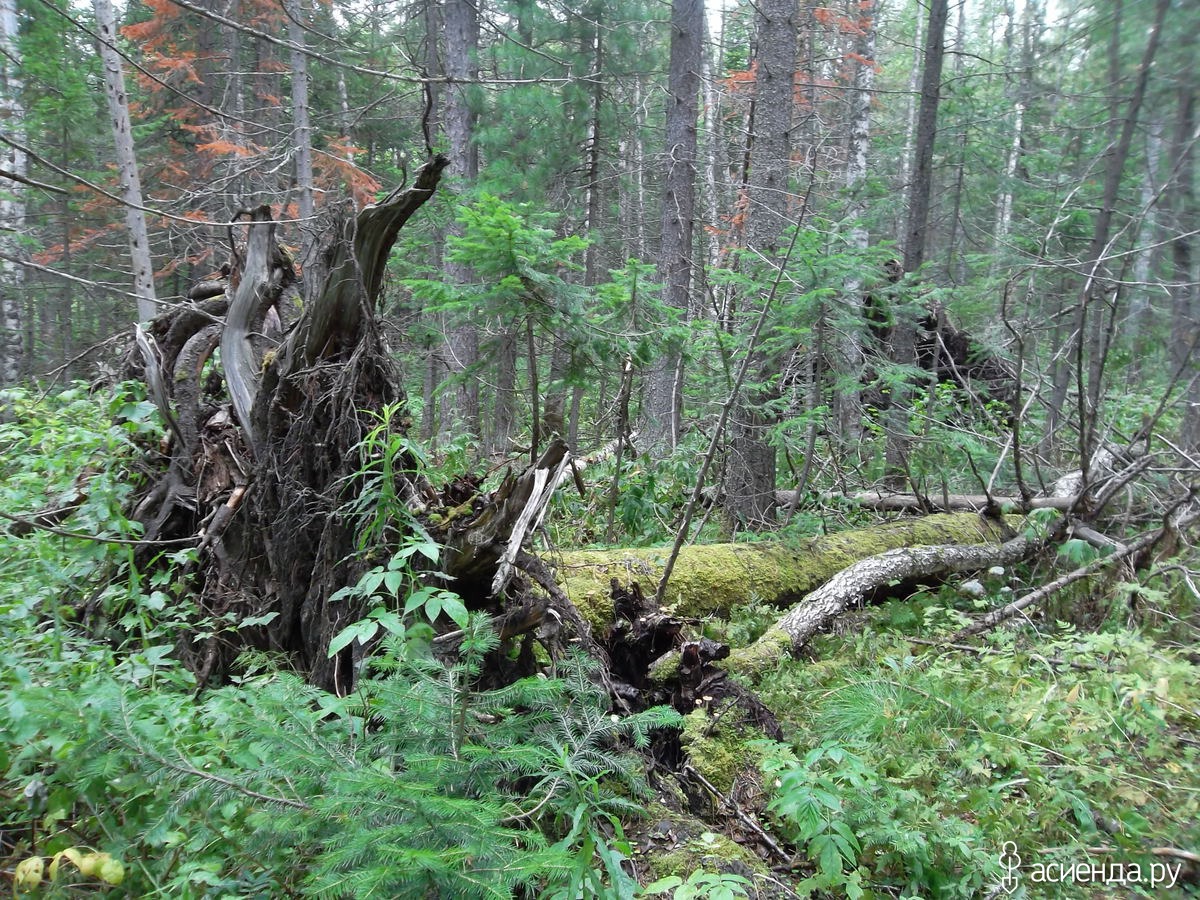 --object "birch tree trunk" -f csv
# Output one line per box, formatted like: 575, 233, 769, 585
0, 0, 24, 384
992, 0, 1033, 261
833, 0, 876, 444
94, 0, 157, 321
